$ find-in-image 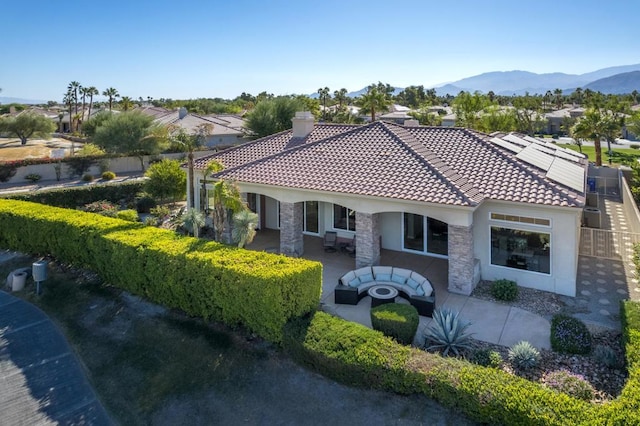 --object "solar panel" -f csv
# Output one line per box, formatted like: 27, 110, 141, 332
554, 148, 583, 163
502, 134, 530, 147
516, 145, 554, 171
530, 143, 555, 155
490, 137, 522, 153
523, 135, 542, 144
546, 158, 585, 192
